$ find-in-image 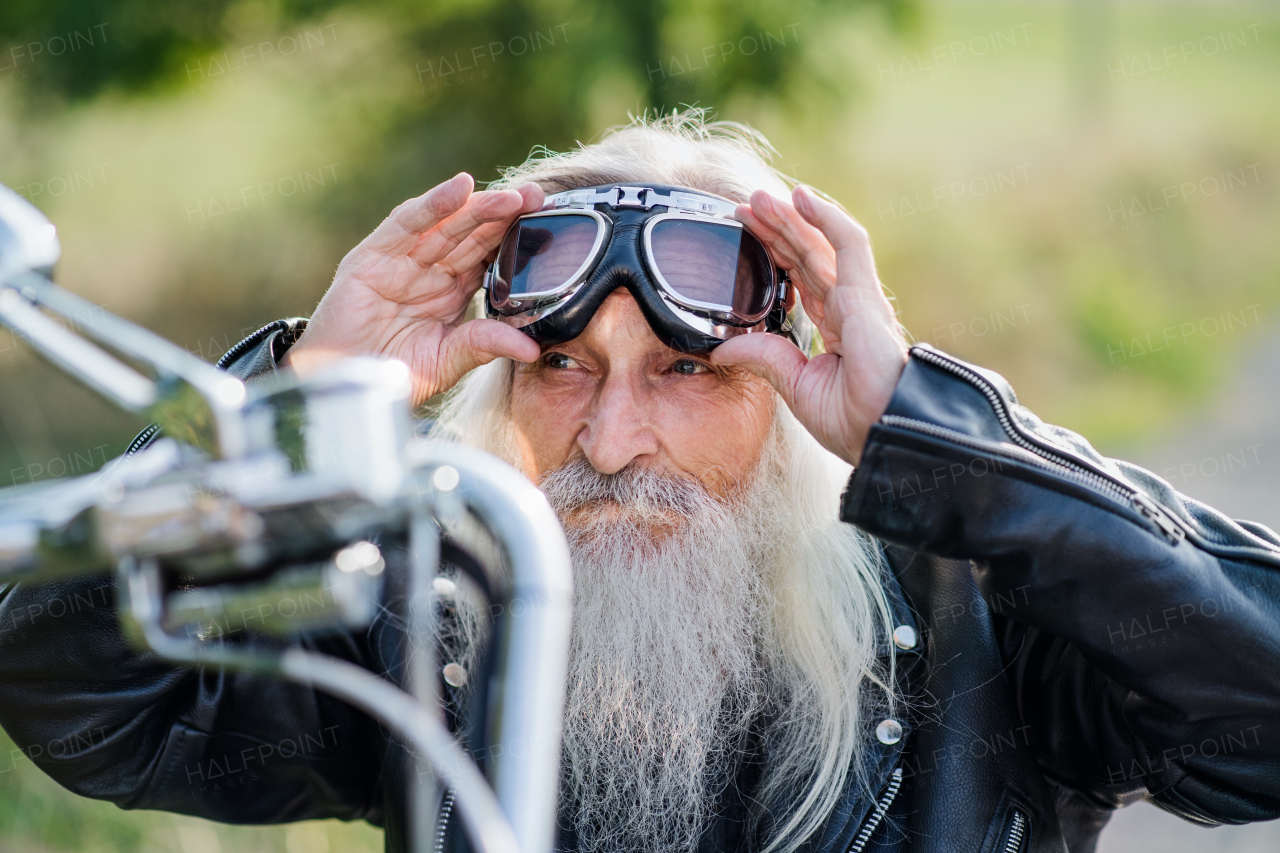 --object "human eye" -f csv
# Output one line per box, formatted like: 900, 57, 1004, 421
671, 358, 711, 376
544, 352, 579, 369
